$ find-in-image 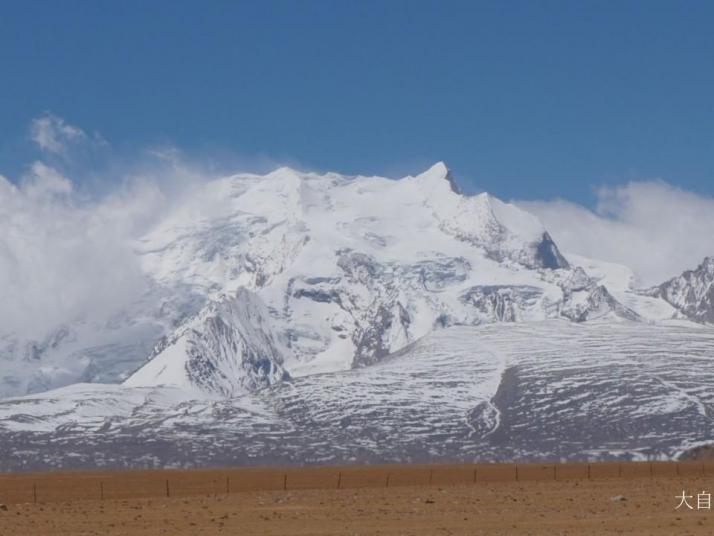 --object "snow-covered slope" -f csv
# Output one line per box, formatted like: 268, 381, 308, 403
2, 321, 713, 470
